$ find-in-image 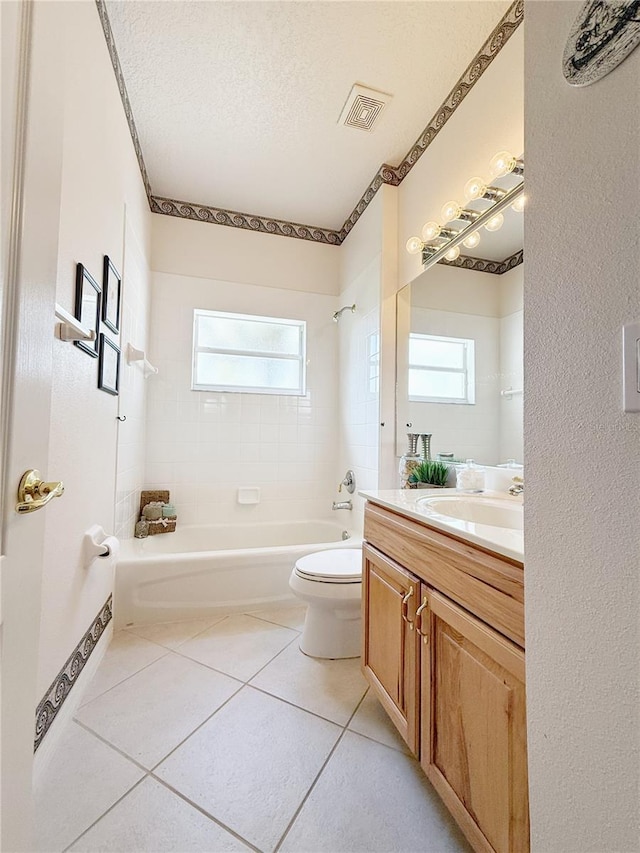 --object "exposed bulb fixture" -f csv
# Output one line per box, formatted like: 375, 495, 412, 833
511, 194, 526, 213
484, 213, 504, 232
462, 231, 481, 250
406, 236, 423, 255
421, 221, 441, 241
489, 150, 517, 178
463, 177, 488, 202
441, 201, 462, 222
444, 245, 461, 261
